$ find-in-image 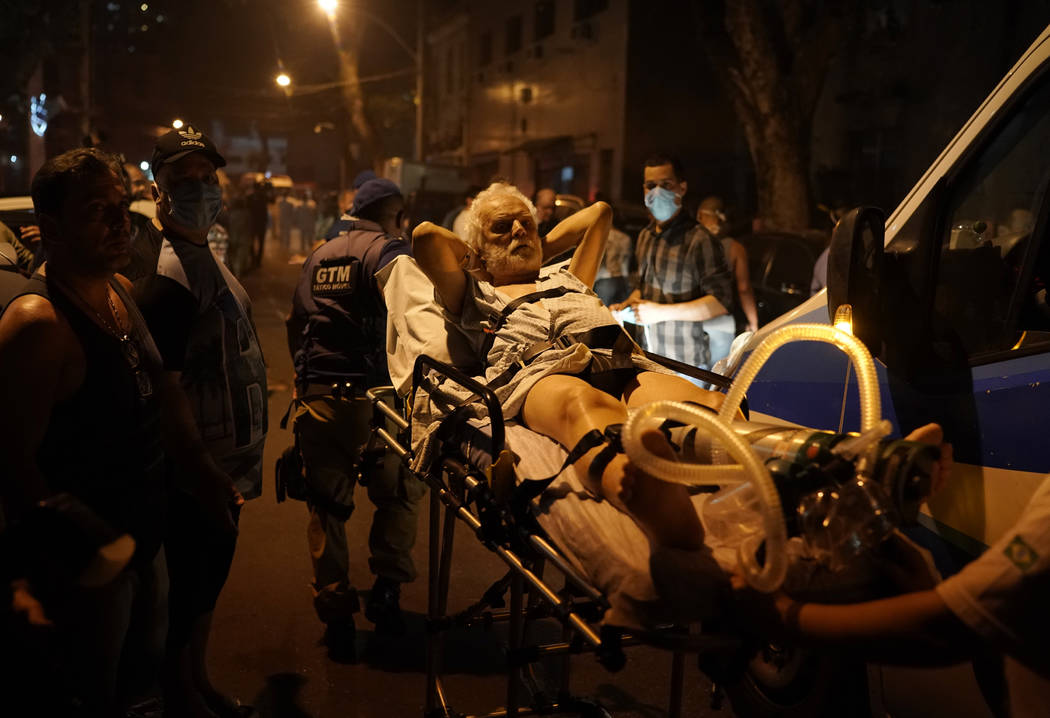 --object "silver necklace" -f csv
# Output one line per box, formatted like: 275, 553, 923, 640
62, 280, 127, 340
104, 288, 130, 340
